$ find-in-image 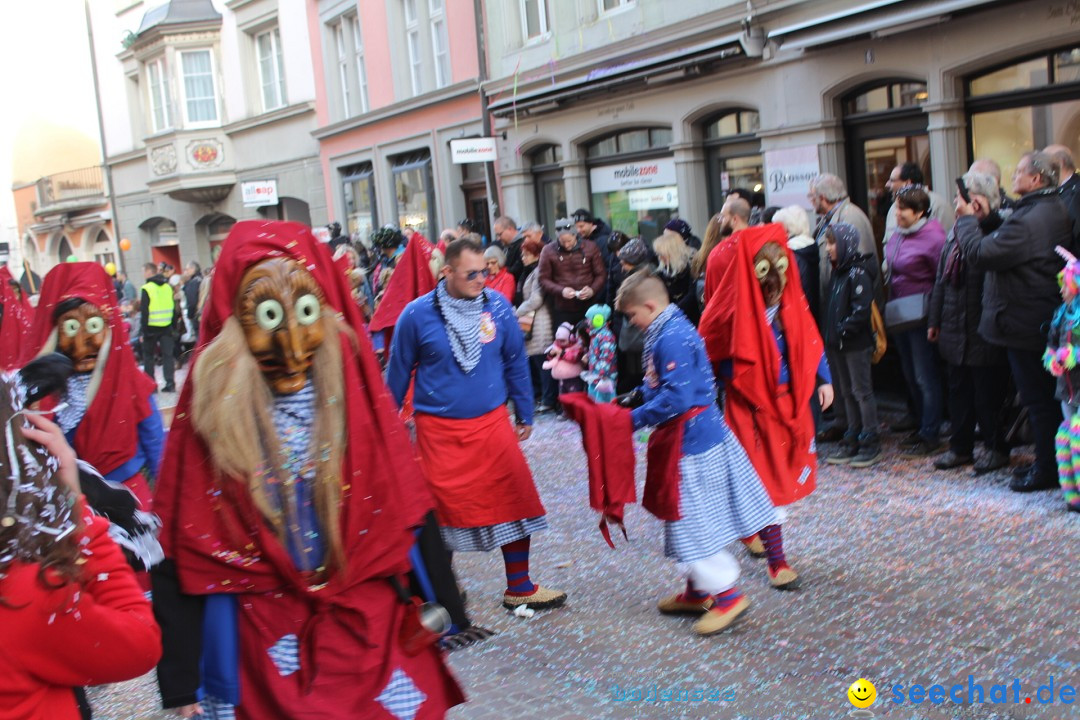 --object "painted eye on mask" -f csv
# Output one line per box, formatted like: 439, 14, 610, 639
755, 259, 771, 280
775, 256, 789, 275
255, 299, 285, 331
295, 294, 321, 326
84, 316, 106, 335
62, 318, 81, 337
